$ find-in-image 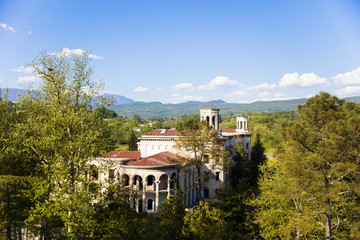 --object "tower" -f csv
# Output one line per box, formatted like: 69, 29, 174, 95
236, 116, 248, 131
200, 108, 220, 130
